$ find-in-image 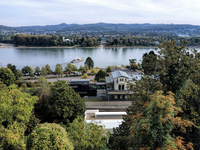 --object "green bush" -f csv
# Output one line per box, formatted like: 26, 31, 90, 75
27, 123, 74, 150
99, 78, 106, 82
